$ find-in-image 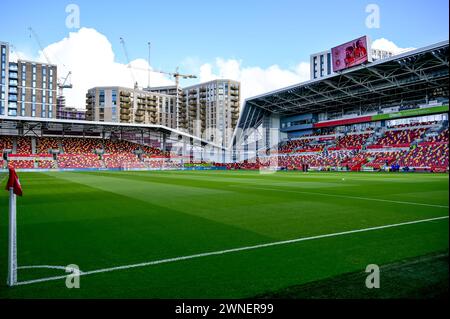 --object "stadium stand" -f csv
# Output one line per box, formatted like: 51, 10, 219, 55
57, 154, 102, 169
38, 160, 55, 169
429, 128, 449, 143
1, 118, 448, 172
334, 133, 372, 149
1, 136, 13, 151
363, 150, 407, 170
62, 138, 103, 154
37, 137, 60, 154
8, 160, 35, 169
398, 143, 449, 169
374, 127, 427, 147
103, 153, 146, 169
16, 137, 32, 155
